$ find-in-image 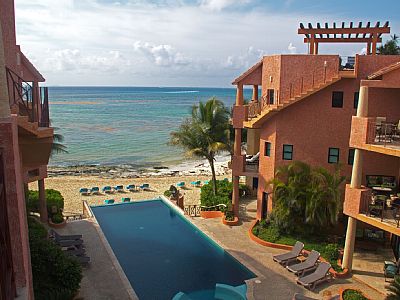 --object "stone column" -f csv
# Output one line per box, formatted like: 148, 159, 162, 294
342, 84, 369, 271
234, 128, 242, 156
0, 19, 10, 118
38, 179, 48, 223
236, 83, 243, 106
252, 85, 258, 102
